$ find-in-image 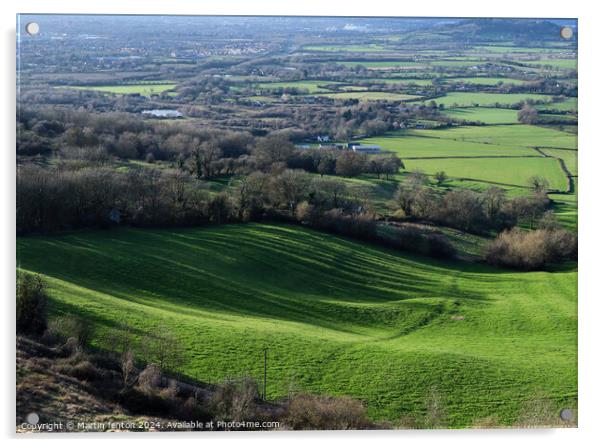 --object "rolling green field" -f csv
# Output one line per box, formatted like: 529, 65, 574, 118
255, 81, 340, 93
541, 148, 578, 176
536, 97, 578, 112
404, 157, 567, 190
471, 45, 566, 54
539, 113, 578, 124
363, 78, 434, 86
70, 82, 177, 97
441, 107, 520, 124
521, 58, 577, 70
430, 92, 555, 107
17, 223, 577, 426
303, 44, 388, 52
358, 133, 535, 158
406, 125, 577, 150
319, 91, 420, 101
338, 61, 427, 69
550, 181, 578, 231
429, 59, 487, 67
444, 77, 530, 86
